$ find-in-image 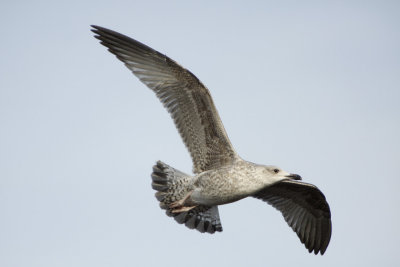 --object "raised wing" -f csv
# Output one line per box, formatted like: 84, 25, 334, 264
253, 180, 332, 255
92, 25, 238, 173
